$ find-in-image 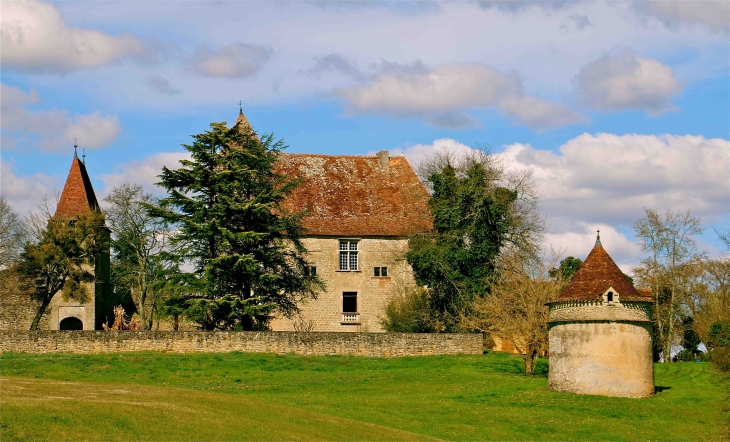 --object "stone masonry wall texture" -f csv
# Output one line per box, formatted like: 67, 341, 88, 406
0, 331, 482, 357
